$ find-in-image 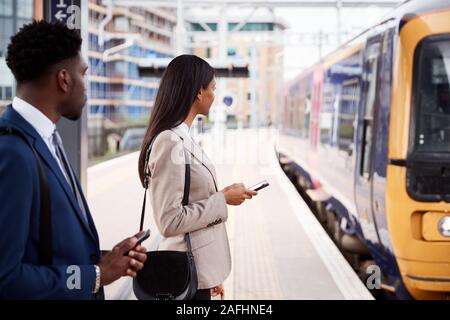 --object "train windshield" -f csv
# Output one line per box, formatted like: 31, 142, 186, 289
413, 36, 450, 154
